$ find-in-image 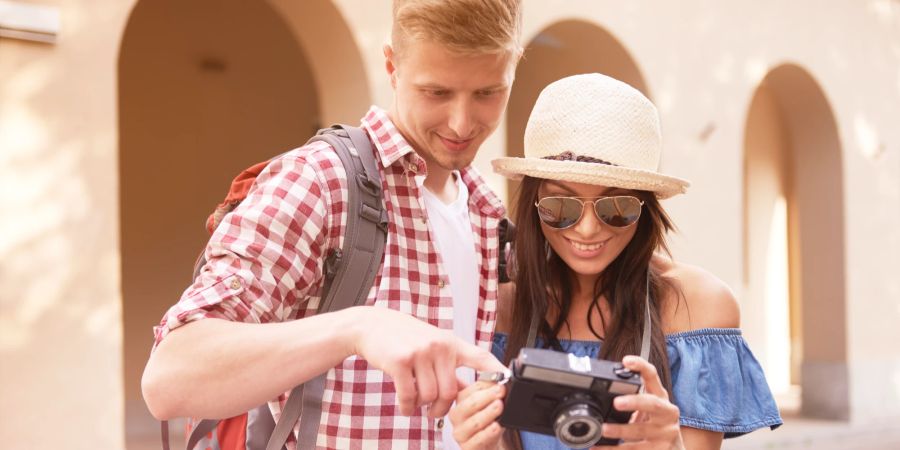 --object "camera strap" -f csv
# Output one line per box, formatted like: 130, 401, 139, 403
639, 270, 651, 361
525, 269, 652, 361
